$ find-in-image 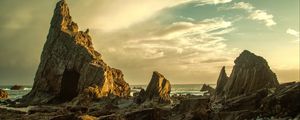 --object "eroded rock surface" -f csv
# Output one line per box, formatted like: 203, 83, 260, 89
143, 71, 171, 104
21, 0, 130, 105
222, 50, 279, 98
261, 82, 300, 118
0, 89, 8, 99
